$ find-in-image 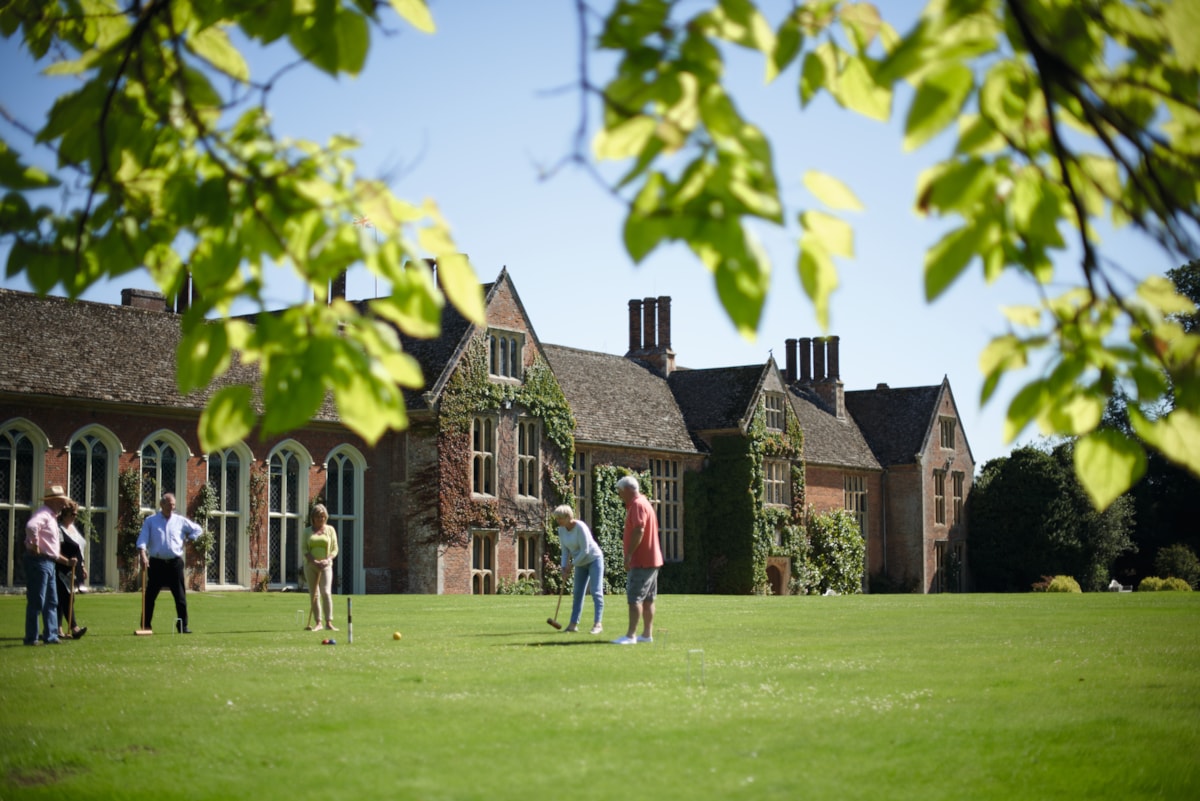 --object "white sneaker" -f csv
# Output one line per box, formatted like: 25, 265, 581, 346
590, 624, 603, 635
611, 635, 637, 645
637, 635, 653, 643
